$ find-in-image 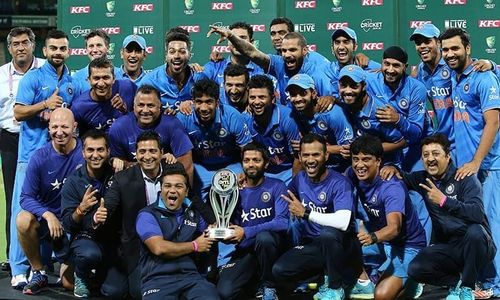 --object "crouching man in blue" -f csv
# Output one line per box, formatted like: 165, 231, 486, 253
348, 135, 427, 299
135, 163, 219, 300
381, 134, 496, 299
217, 143, 289, 300
274, 133, 363, 300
